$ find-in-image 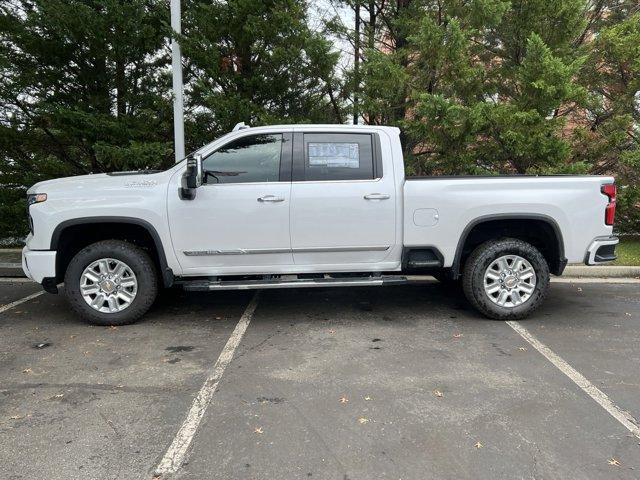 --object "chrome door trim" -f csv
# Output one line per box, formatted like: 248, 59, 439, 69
183, 248, 291, 256
183, 245, 390, 256
292, 245, 390, 253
